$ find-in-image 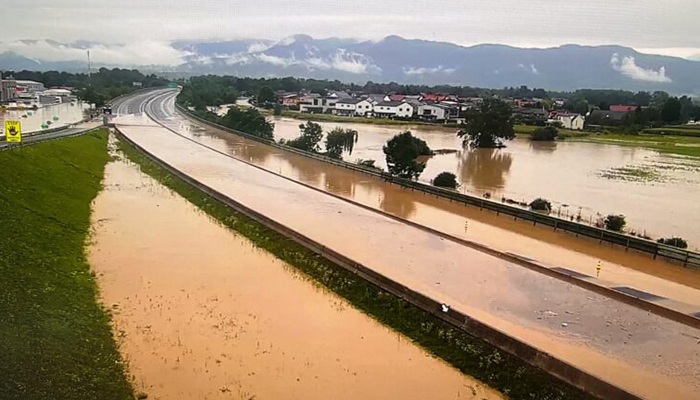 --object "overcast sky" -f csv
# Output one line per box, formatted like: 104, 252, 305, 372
3, 0, 700, 64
